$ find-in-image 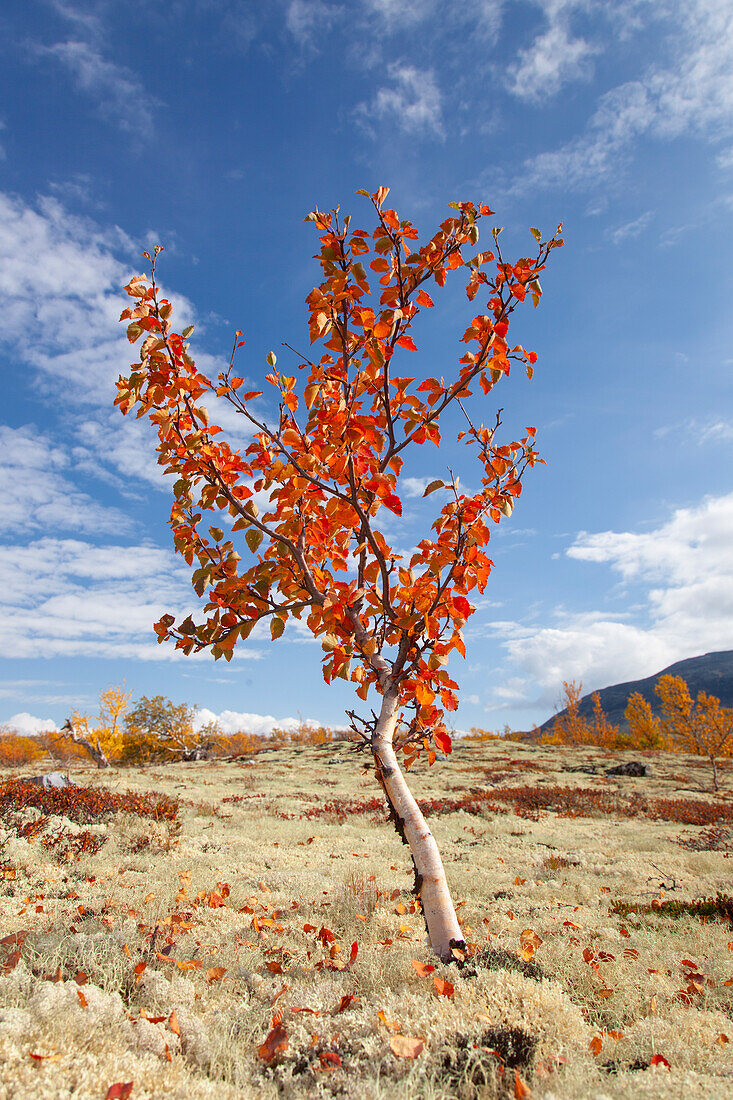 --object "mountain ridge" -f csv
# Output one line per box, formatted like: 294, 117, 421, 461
535, 649, 733, 736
